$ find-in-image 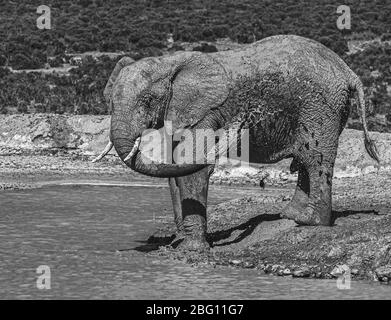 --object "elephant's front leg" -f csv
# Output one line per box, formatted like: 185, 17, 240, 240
282, 160, 310, 220
168, 166, 212, 251
168, 177, 184, 235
